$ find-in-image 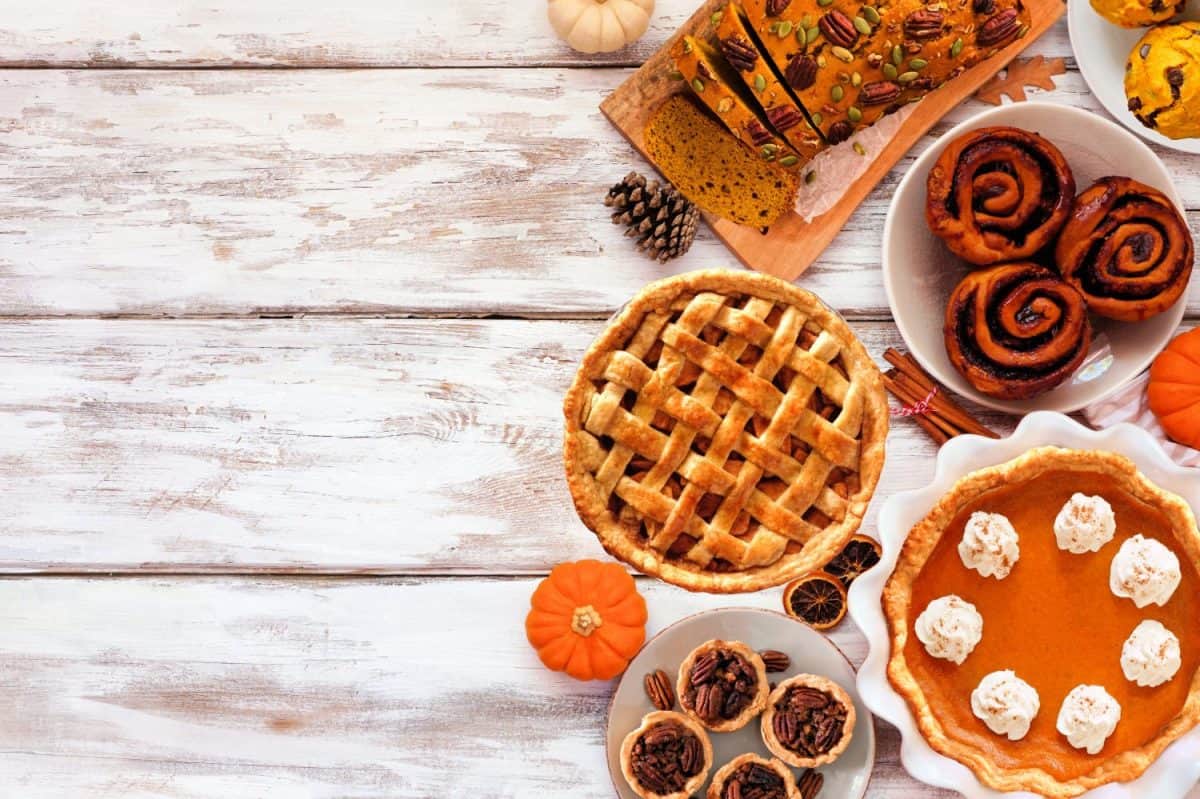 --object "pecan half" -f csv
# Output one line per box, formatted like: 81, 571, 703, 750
643, 669, 675, 711
903, 9, 945, 39
819, 10, 859, 49
760, 650, 791, 672
859, 80, 901, 105
977, 8, 1020, 46
721, 35, 759, 72
767, 106, 804, 132
798, 768, 825, 799
827, 120, 854, 144
767, 0, 792, 14
785, 54, 819, 91
696, 681, 725, 721
745, 119, 774, 147
973, 0, 996, 13
690, 651, 720, 685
